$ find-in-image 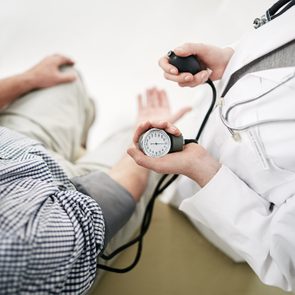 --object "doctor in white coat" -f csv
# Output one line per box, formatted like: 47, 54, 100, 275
128, 1, 295, 292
